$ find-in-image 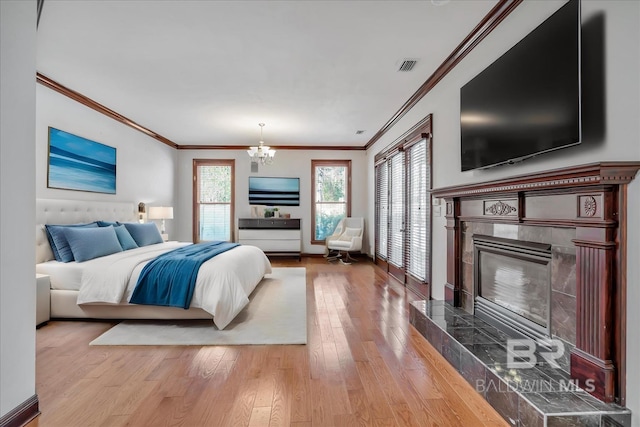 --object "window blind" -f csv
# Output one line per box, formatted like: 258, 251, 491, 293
373, 115, 432, 294
312, 161, 351, 242
375, 163, 388, 259
405, 139, 429, 281
194, 162, 233, 242
388, 151, 404, 267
